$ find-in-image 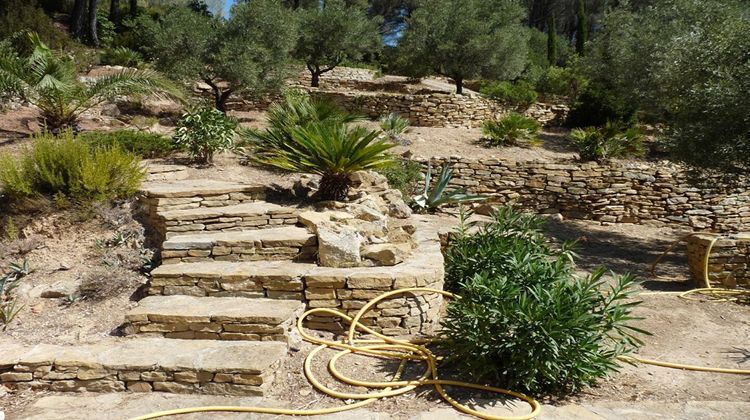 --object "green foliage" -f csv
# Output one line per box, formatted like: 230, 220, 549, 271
146, 0, 298, 111
0, 132, 145, 201
397, 0, 529, 94
567, 86, 636, 128
585, 0, 749, 172
571, 122, 645, 162
78, 130, 178, 158
256, 121, 395, 201
412, 164, 485, 212
379, 113, 410, 144
173, 108, 238, 164
100, 47, 144, 68
440, 207, 646, 392
537, 64, 587, 98
0, 259, 31, 329
482, 113, 541, 146
480, 80, 538, 108
0, 32, 183, 131
376, 158, 422, 199
575, 0, 587, 54
244, 91, 362, 155
96, 11, 117, 48
3, 217, 18, 241
294, 0, 382, 87
0, 0, 70, 49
